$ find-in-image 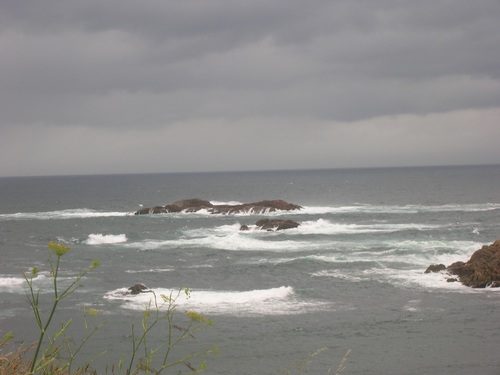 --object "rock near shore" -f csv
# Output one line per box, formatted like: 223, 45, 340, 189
425, 240, 500, 288
240, 219, 300, 231
135, 198, 302, 215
